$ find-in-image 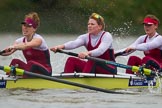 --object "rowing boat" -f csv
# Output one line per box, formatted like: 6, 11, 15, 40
0, 72, 161, 90
0, 50, 161, 93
